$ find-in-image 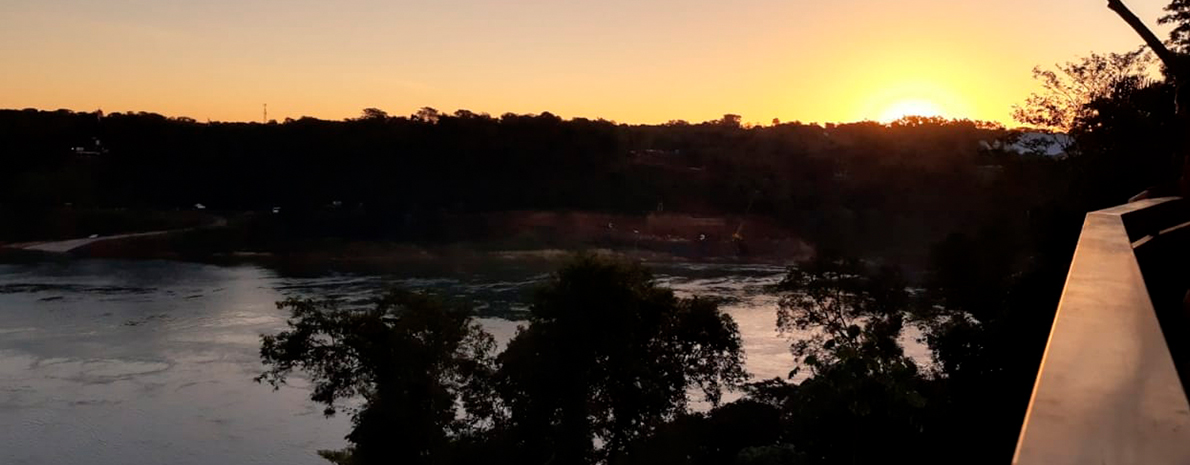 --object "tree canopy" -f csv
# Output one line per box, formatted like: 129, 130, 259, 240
258, 256, 747, 465
494, 256, 747, 464
257, 290, 497, 464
